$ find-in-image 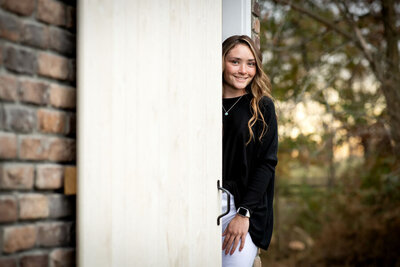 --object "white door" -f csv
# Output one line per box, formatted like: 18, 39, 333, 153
77, 0, 222, 266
